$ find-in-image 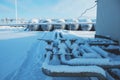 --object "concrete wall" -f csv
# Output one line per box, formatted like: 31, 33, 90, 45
96, 0, 120, 44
